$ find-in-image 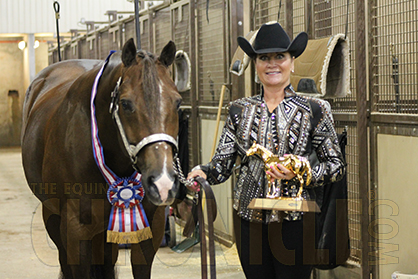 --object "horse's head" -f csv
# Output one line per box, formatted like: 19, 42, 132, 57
246, 142, 259, 157
110, 38, 182, 206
